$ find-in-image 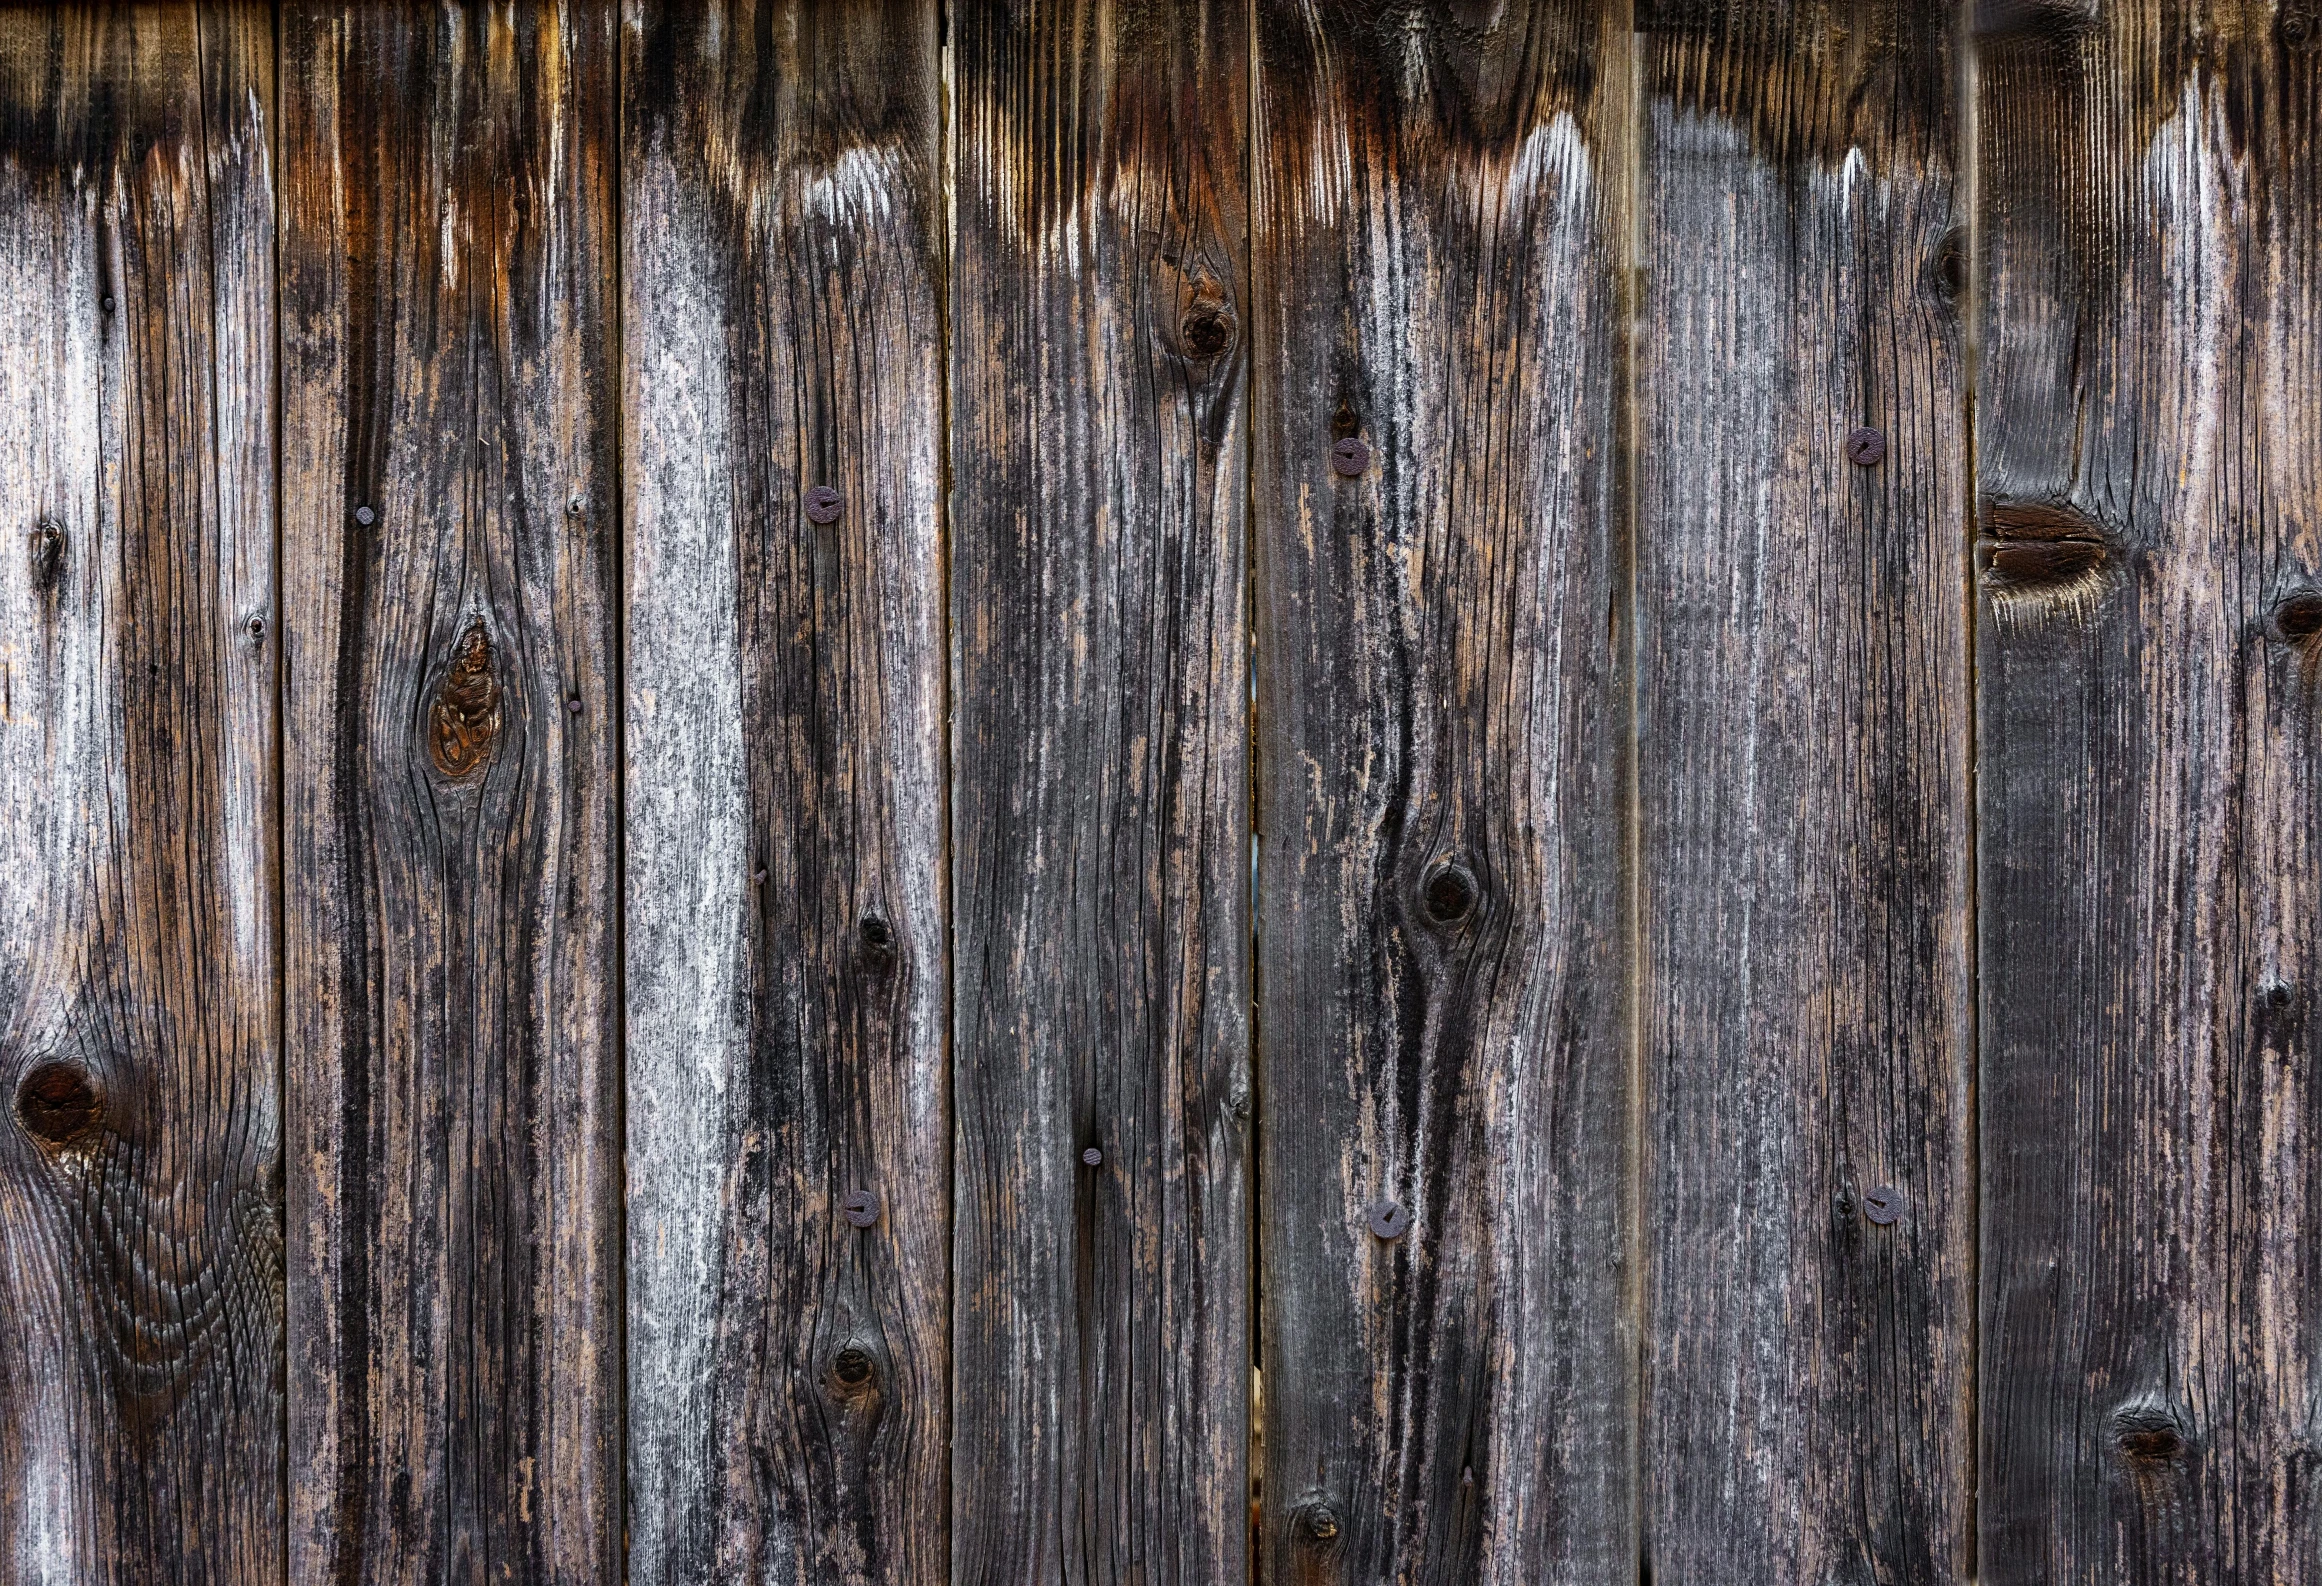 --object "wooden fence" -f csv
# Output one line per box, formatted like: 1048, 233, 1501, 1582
1, 2, 2318, 1582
